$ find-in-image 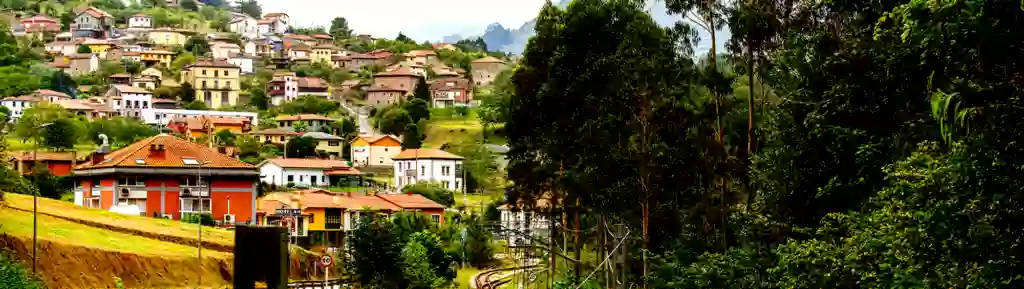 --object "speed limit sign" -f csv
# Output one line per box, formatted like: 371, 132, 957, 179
319, 255, 333, 267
